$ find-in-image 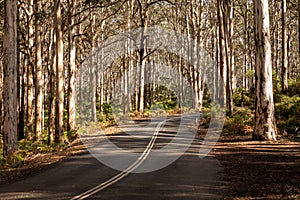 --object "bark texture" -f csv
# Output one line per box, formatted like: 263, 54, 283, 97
54, 0, 65, 143
281, 0, 288, 93
253, 0, 277, 141
3, 0, 18, 156
35, 0, 44, 139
